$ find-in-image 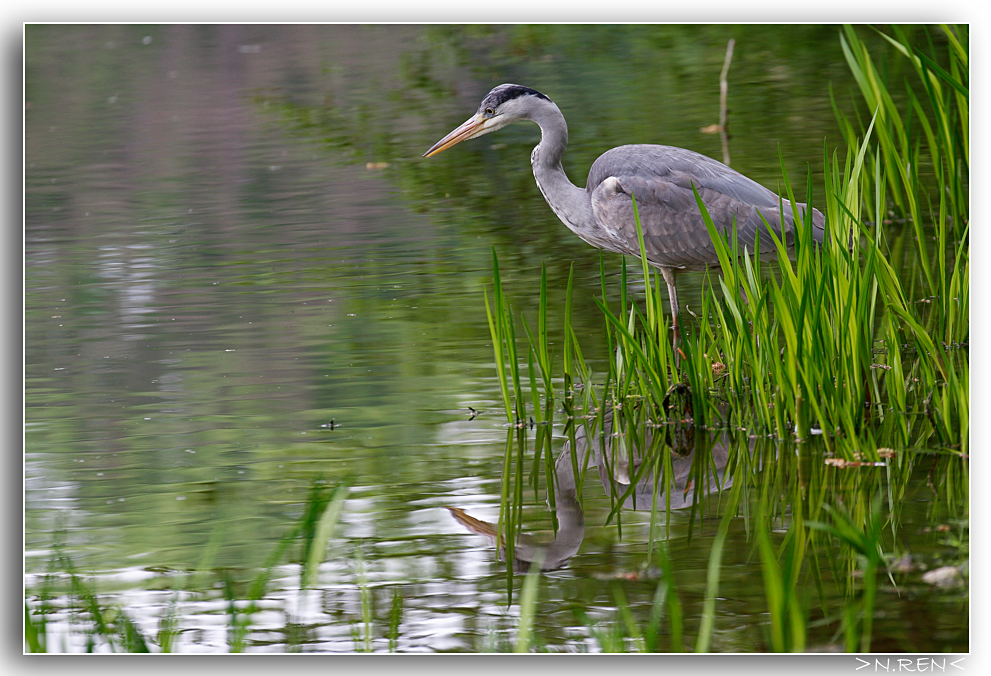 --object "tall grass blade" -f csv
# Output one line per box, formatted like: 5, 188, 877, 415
486, 249, 514, 423
301, 483, 349, 590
